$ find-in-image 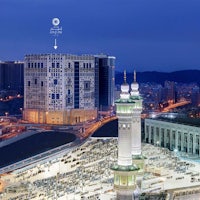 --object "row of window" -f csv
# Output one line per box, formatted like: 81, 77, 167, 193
27, 80, 44, 87
51, 62, 60, 68
52, 94, 60, 100
27, 63, 44, 68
